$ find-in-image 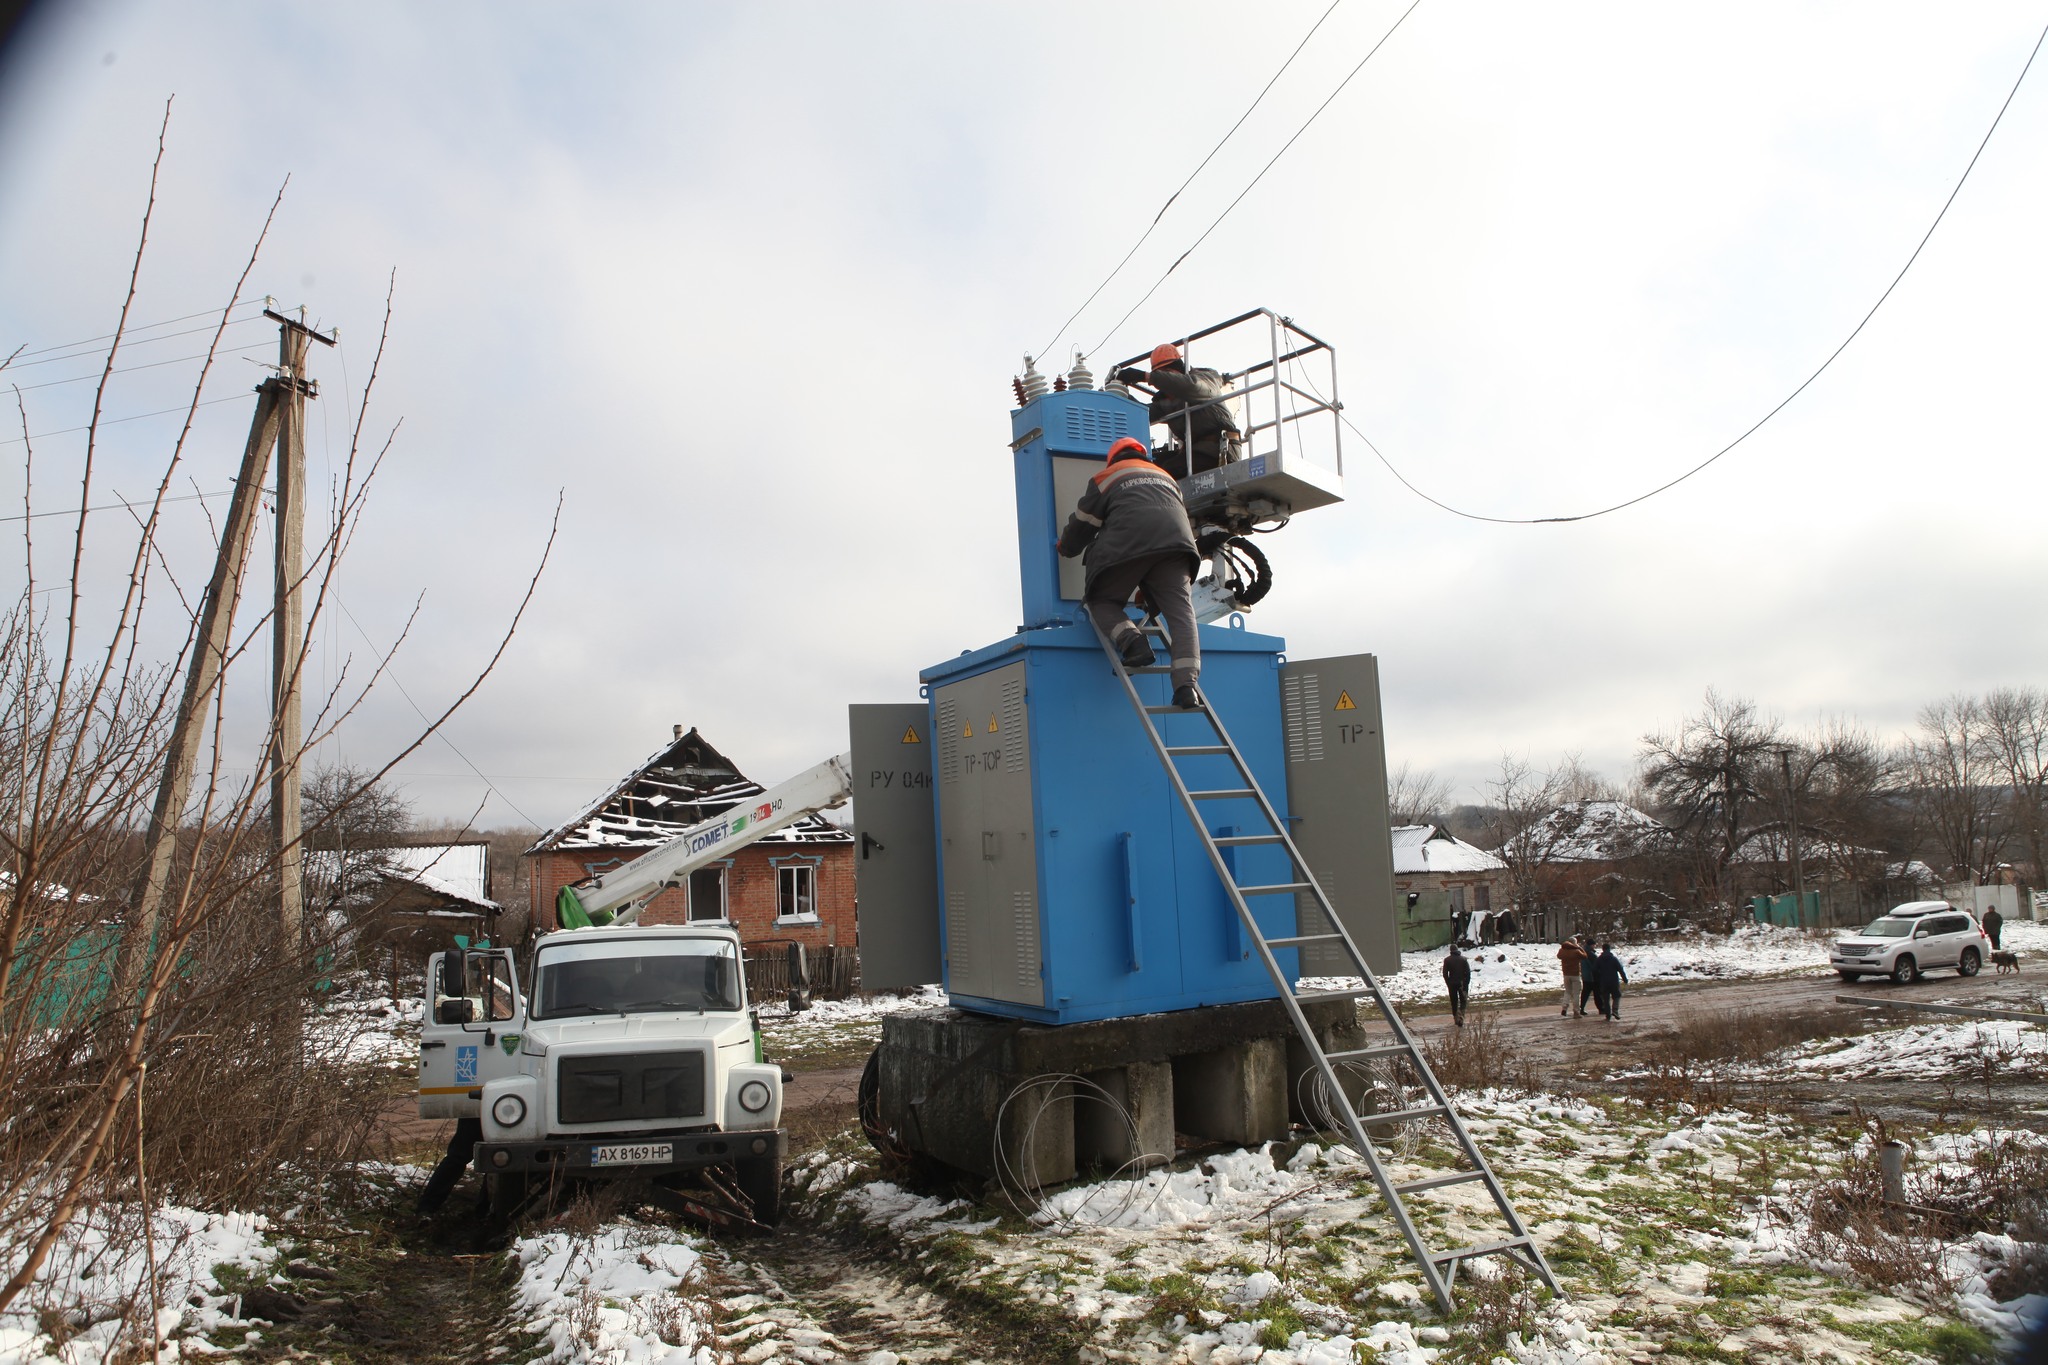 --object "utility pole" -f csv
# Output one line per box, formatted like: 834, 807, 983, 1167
120, 310, 332, 1001
1776, 747, 1806, 900
264, 308, 335, 951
